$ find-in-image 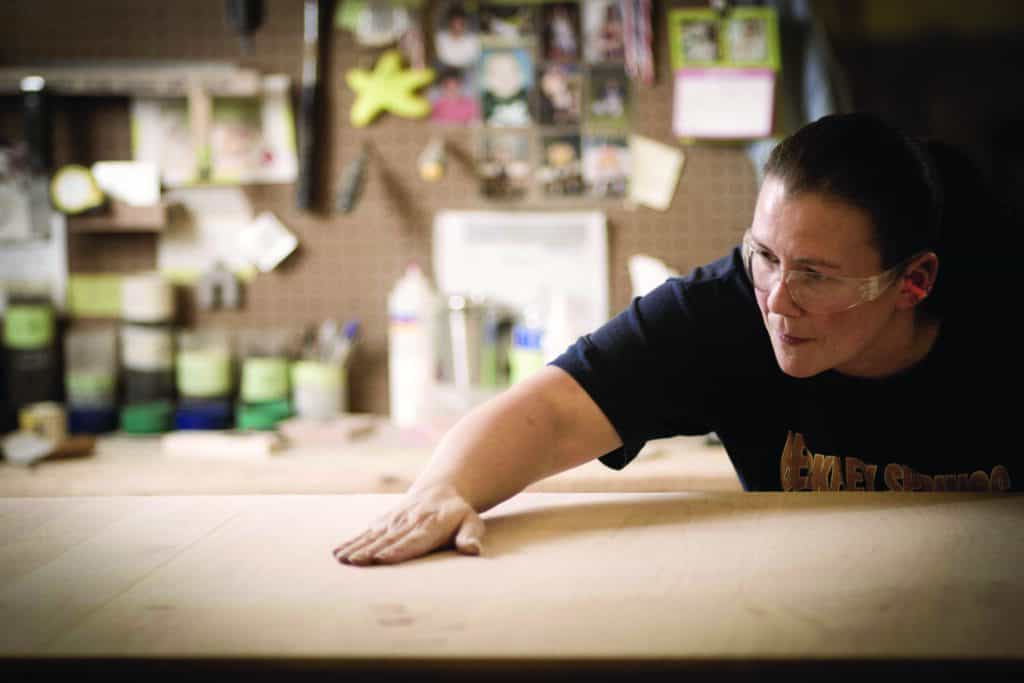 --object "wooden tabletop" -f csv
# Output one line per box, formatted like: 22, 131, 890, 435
2, 492, 1021, 680
0, 430, 742, 496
